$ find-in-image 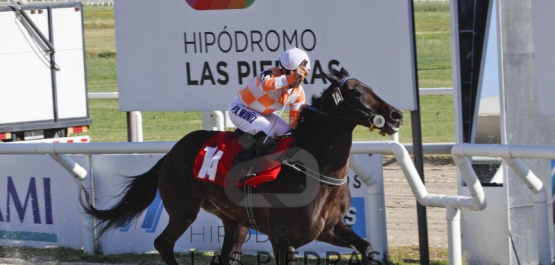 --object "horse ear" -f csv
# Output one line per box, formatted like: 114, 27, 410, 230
339, 67, 350, 76
323, 72, 332, 82
326, 67, 341, 82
